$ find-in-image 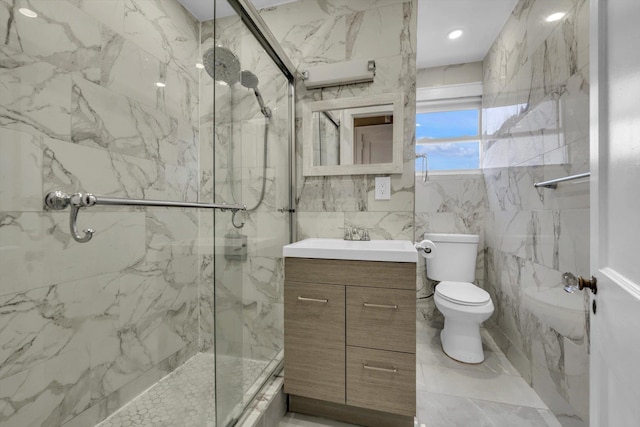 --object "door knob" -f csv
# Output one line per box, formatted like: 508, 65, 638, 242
578, 275, 598, 294
563, 273, 597, 294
